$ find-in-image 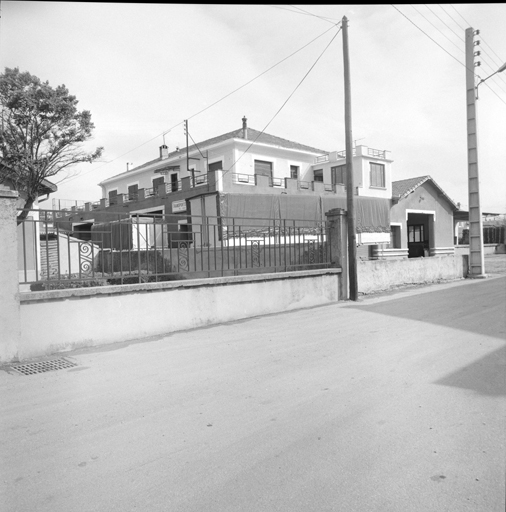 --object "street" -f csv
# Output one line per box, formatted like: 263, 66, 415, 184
1, 275, 505, 512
